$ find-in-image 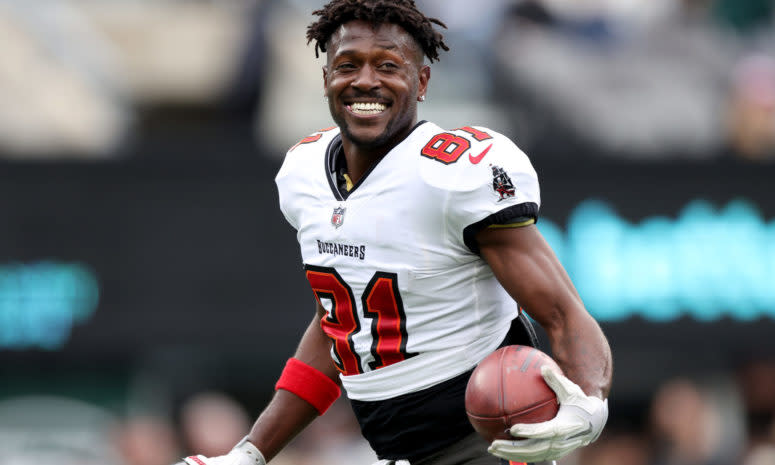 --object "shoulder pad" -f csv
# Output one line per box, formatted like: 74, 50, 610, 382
286, 126, 339, 156
277, 126, 340, 179
418, 126, 534, 192
277, 126, 338, 186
